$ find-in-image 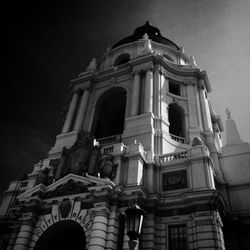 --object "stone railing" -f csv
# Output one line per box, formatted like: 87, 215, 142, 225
170, 133, 187, 144
97, 134, 122, 146
158, 151, 188, 164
